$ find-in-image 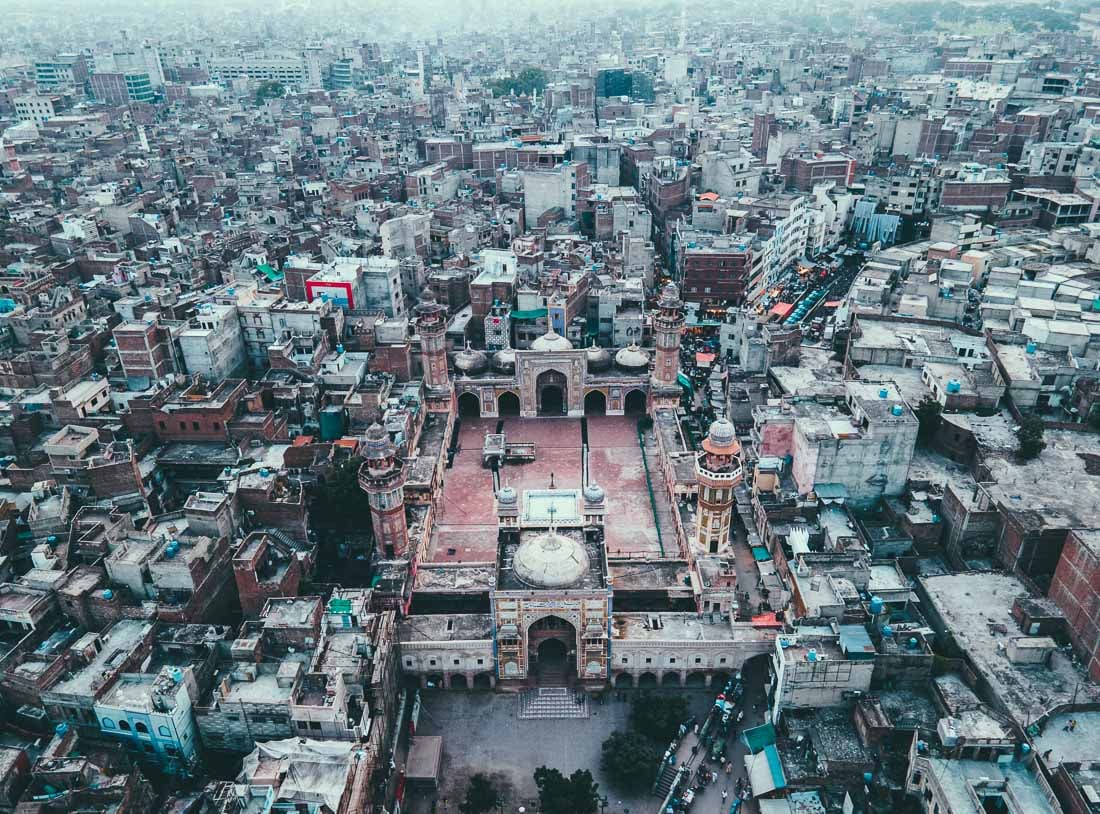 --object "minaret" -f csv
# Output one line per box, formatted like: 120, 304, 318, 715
414, 286, 453, 413
695, 418, 743, 556
650, 281, 685, 410
359, 423, 409, 559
